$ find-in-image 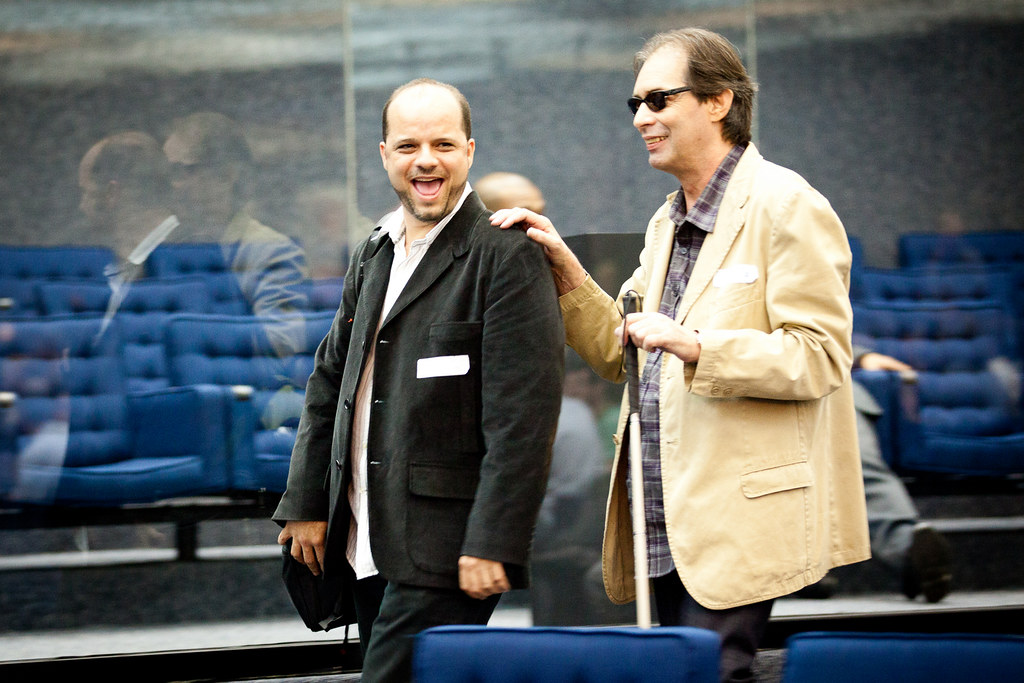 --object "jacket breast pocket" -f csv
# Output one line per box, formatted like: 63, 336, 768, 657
422, 321, 483, 452
712, 281, 760, 314
407, 462, 480, 574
